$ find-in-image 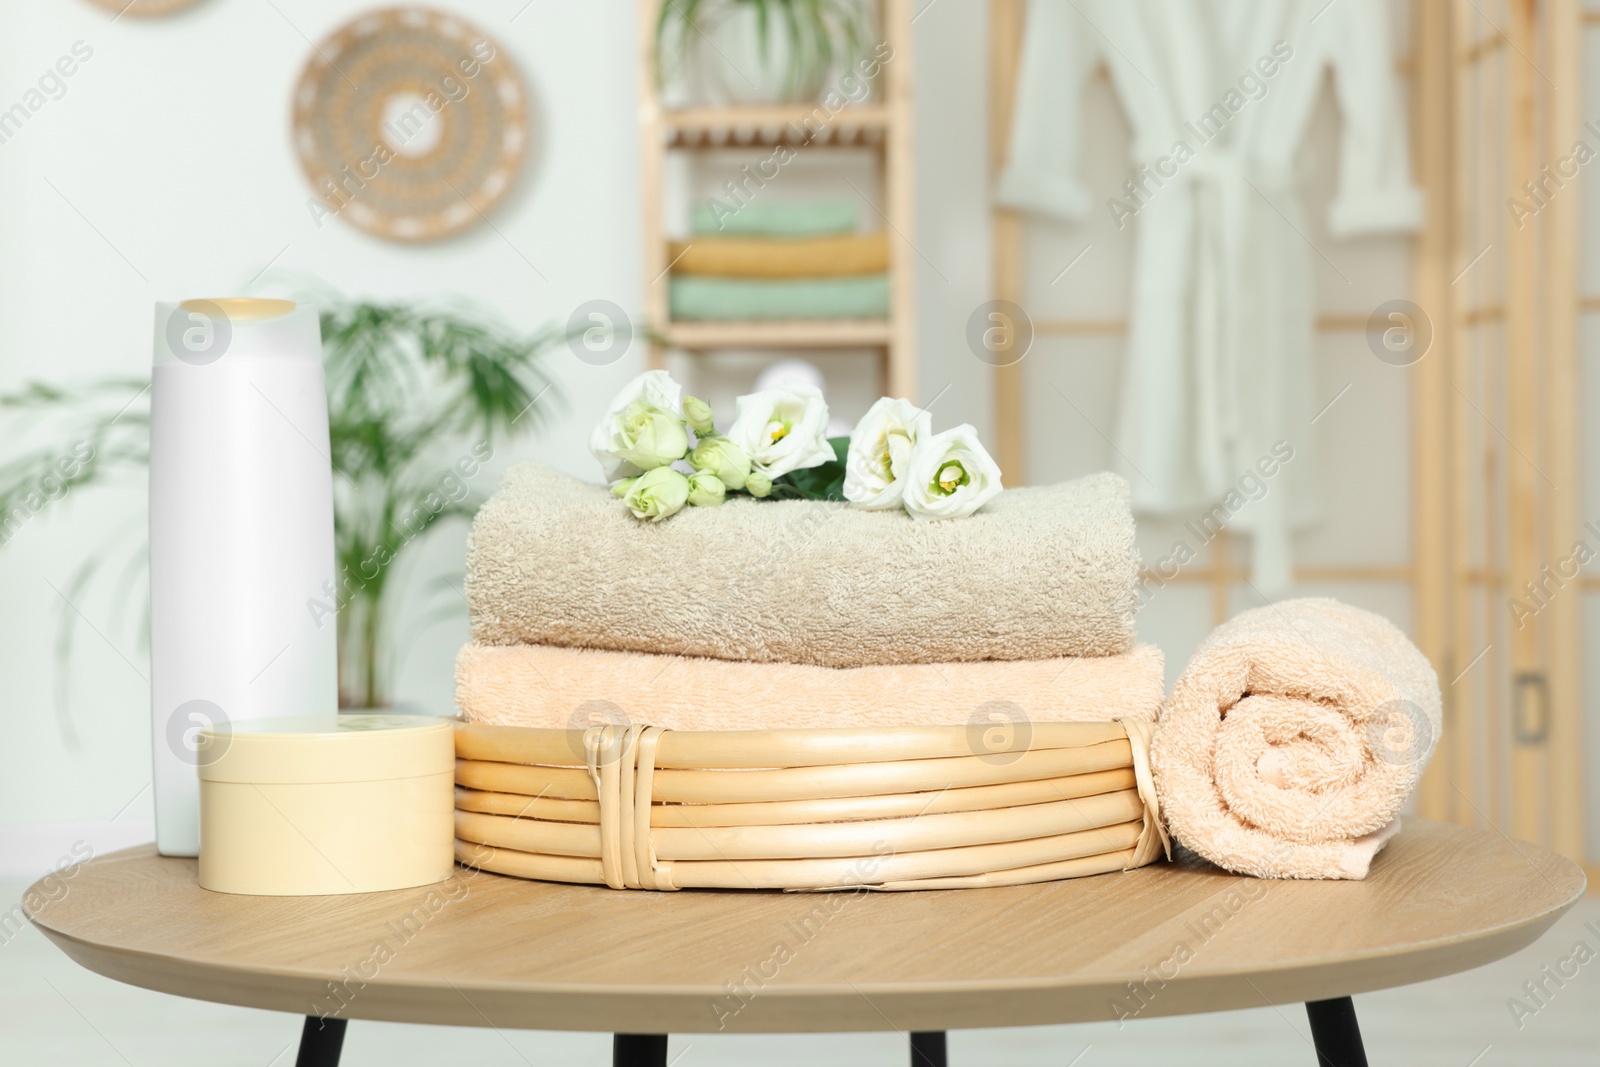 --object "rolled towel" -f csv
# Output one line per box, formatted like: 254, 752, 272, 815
456, 642, 1165, 732
467, 463, 1141, 667
1151, 598, 1442, 879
